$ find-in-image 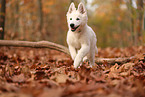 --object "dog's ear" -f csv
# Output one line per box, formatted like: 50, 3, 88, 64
67, 2, 76, 14
78, 2, 86, 14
